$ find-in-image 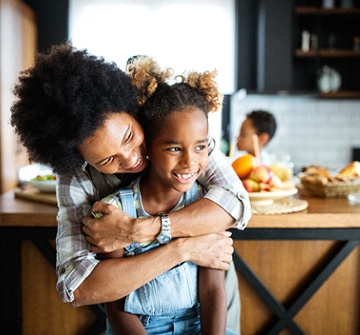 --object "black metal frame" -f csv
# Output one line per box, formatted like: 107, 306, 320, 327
2, 226, 359, 335
0, 227, 106, 335
230, 227, 360, 335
